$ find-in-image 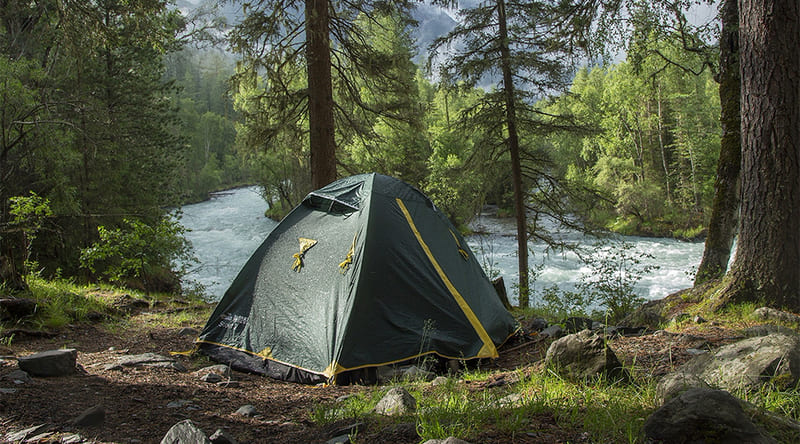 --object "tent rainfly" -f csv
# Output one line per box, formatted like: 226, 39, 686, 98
196, 173, 518, 384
